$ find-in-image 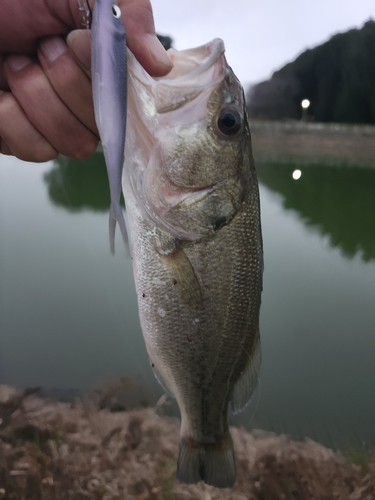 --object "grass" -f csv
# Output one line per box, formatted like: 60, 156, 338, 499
343, 447, 371, 469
